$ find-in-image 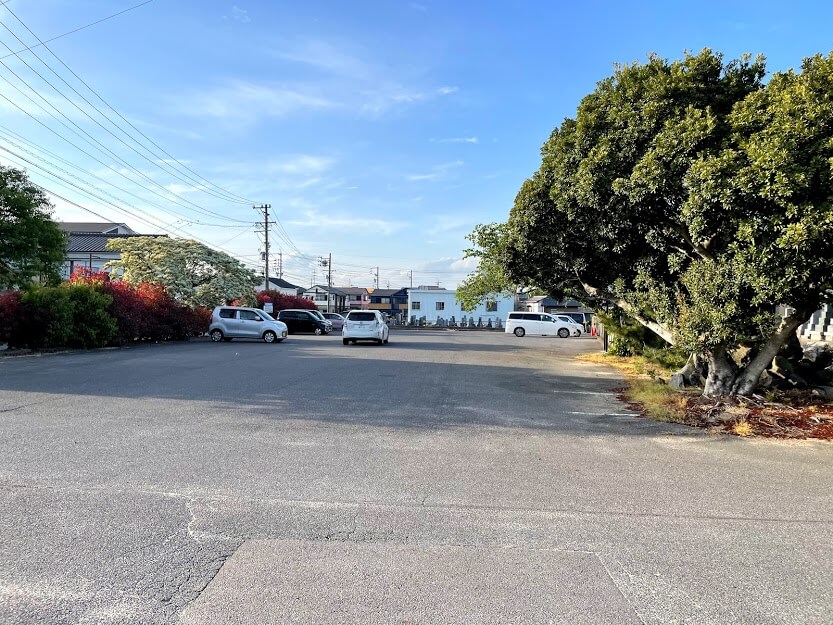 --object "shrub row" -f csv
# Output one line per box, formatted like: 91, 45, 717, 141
0, 270, 210, 349
256, 290, 317, 312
